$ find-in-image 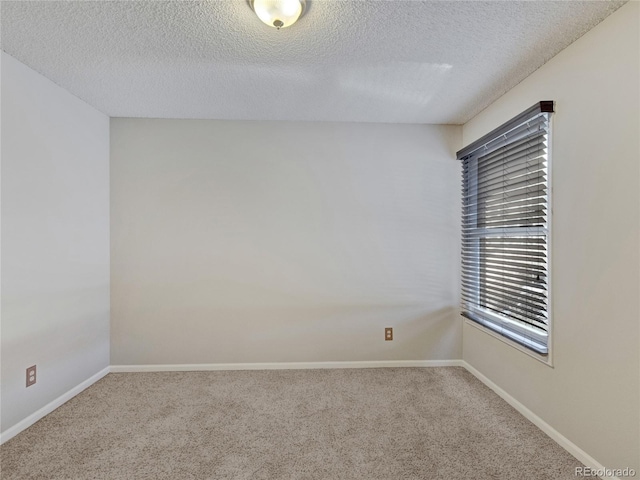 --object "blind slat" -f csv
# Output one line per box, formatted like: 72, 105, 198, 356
468, 189, 547, 208
470, 160, 546, 189
462, 250, 547, 260
463, 175, 547, 202
462, 292, 548, 325
461, 273, 547, 292
462, 271, 547, 288
468, 127, 547, 167
464, 208, 547, 224
464, 201, 547, 217
474, 146, 547, 178
462, 280, 547, 304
